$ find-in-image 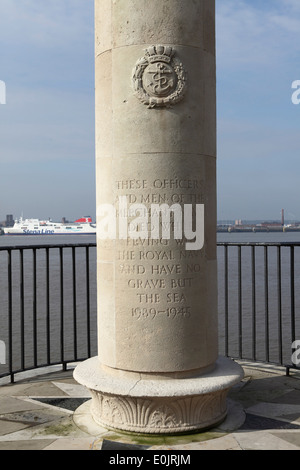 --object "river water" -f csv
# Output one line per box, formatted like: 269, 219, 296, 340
0, 231, 299, 376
